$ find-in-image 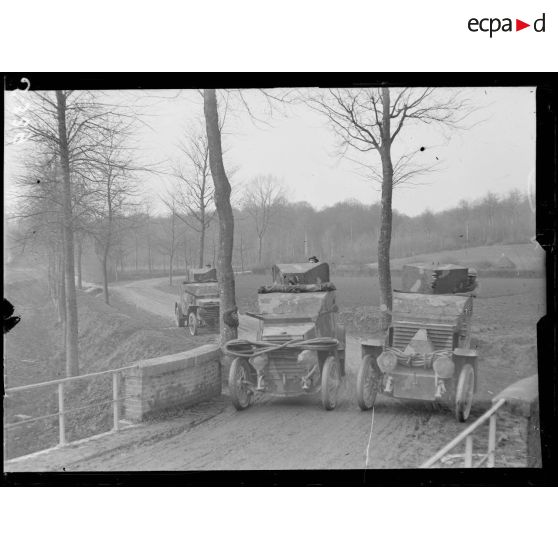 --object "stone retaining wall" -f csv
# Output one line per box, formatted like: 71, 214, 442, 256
124, 344, 222, 421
